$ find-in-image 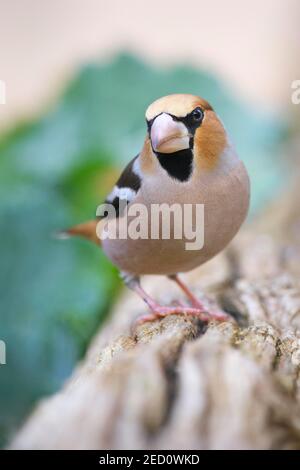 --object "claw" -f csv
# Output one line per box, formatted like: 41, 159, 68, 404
169, 274, 231, 322
127, 274, 231, 332
133, 305, 214, 329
